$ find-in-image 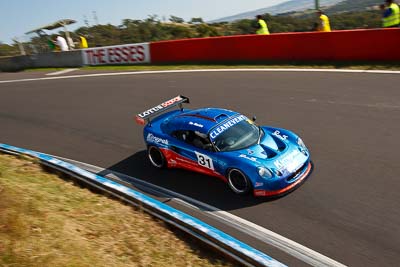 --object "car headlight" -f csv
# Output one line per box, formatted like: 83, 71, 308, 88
297, 137, 307, 150
257, 167, 273, 179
